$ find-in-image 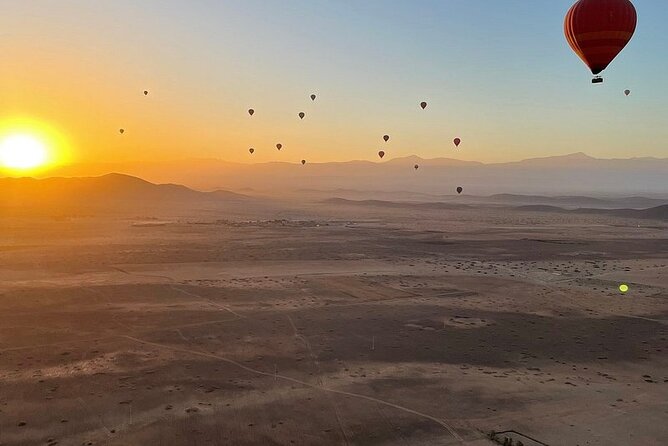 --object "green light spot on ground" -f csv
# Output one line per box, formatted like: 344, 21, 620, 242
619, 284, 629, 293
